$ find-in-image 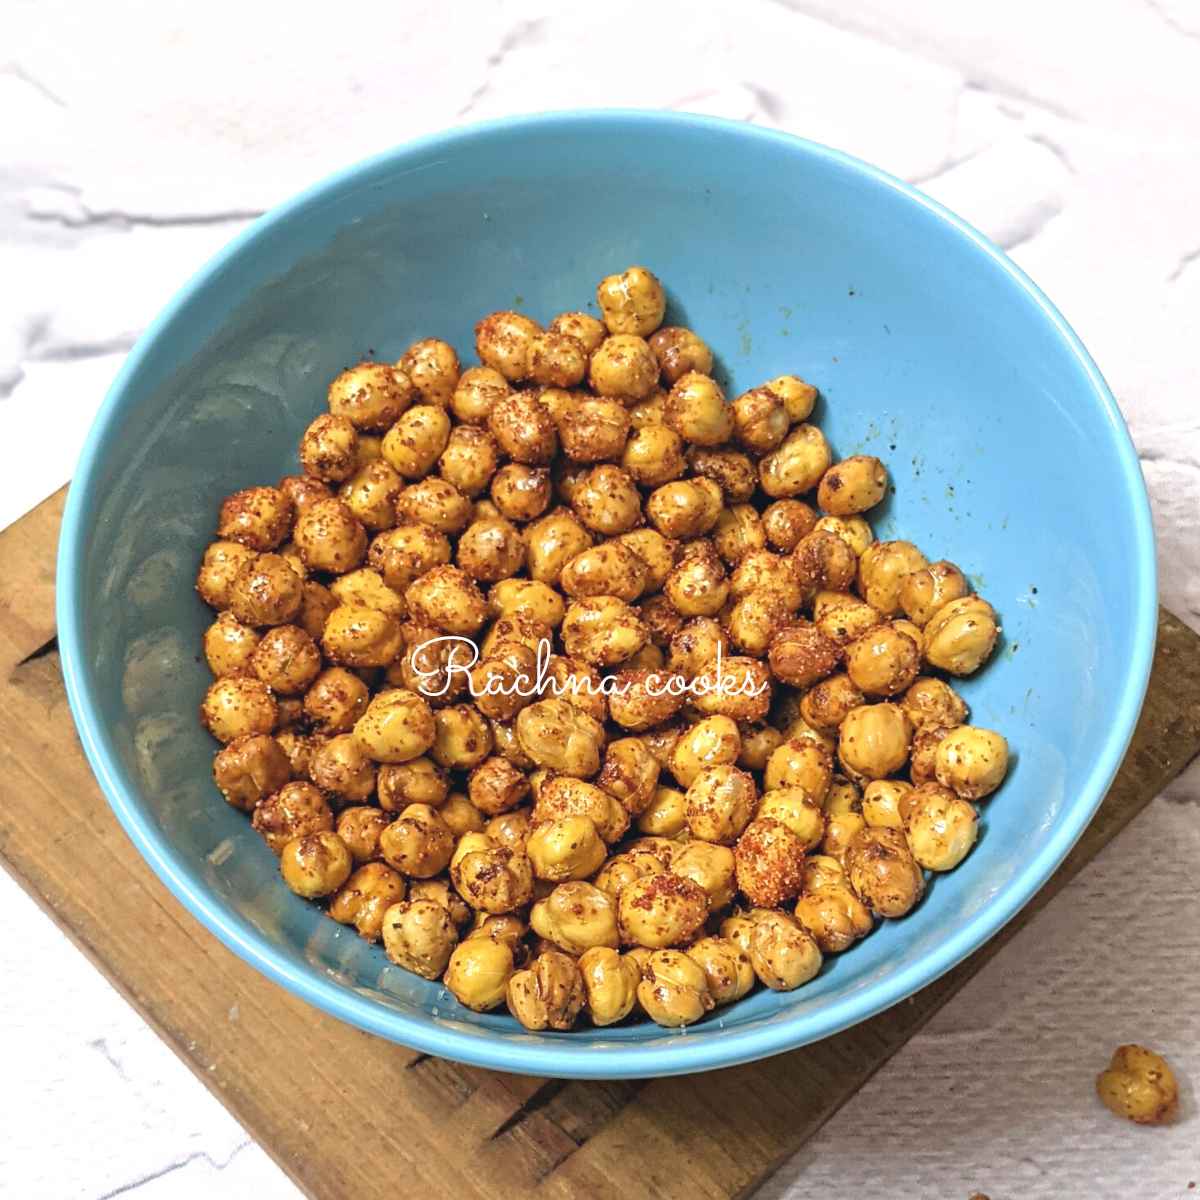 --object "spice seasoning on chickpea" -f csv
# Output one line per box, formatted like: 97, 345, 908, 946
196, 264, 1015, 1029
